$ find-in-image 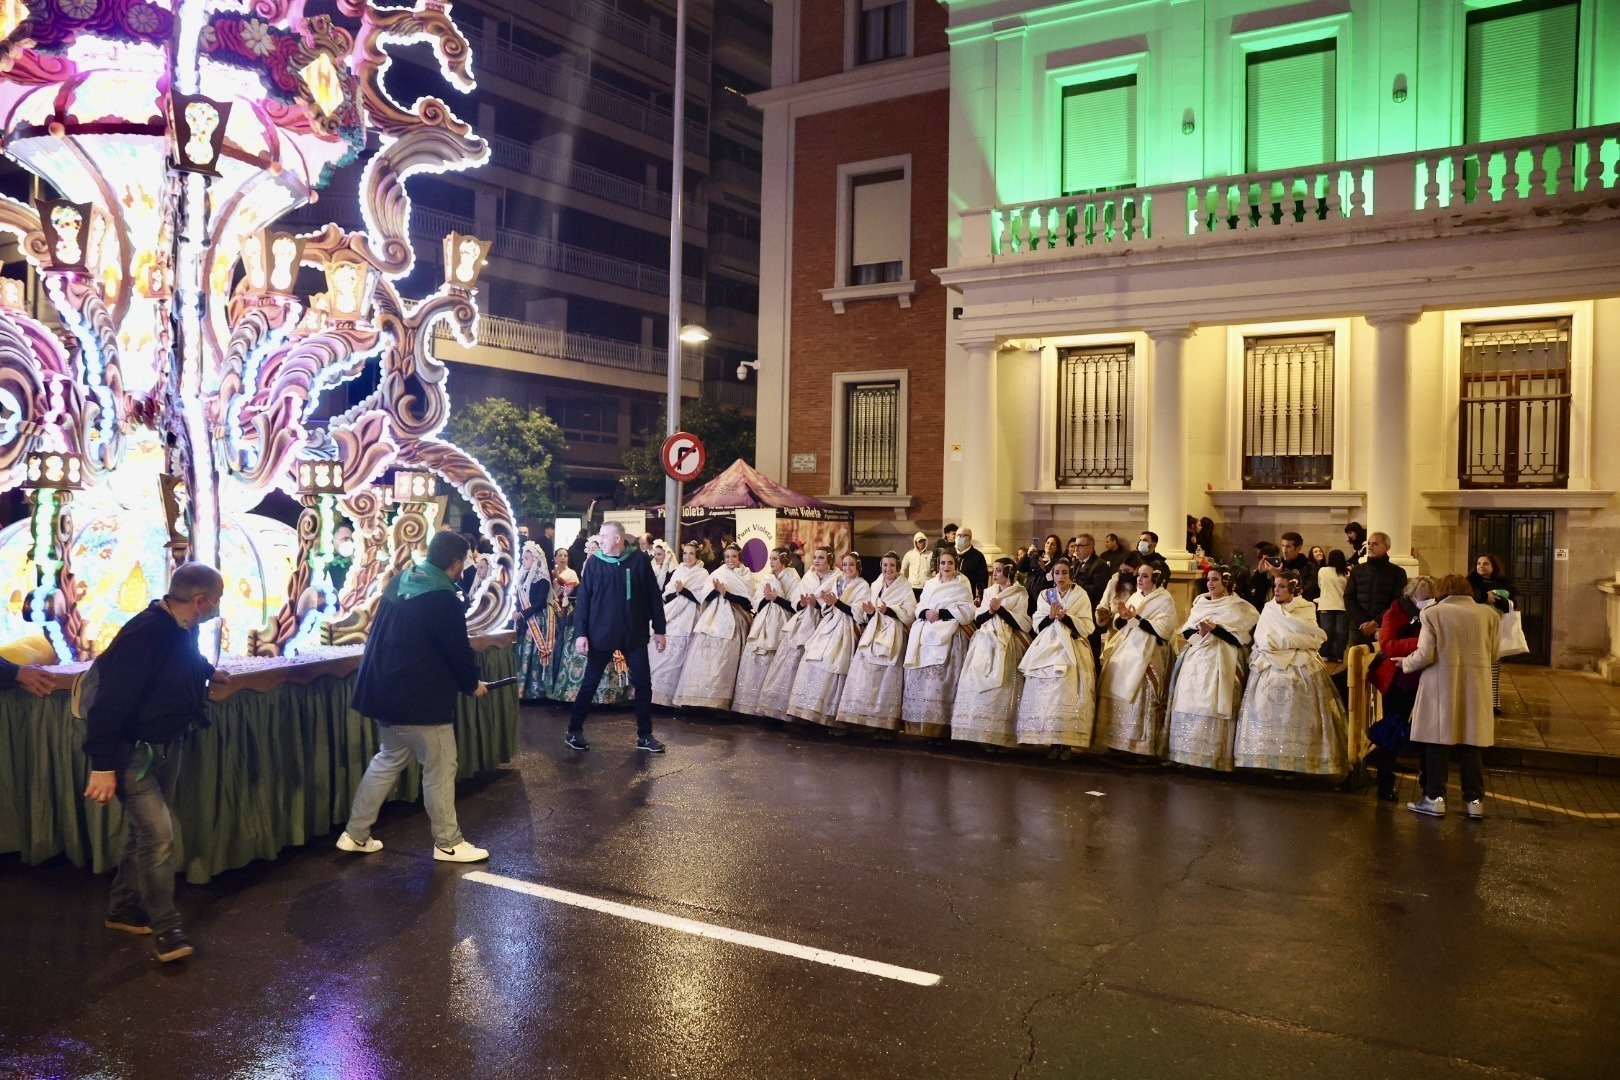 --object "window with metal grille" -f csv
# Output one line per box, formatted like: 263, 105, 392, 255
1056, 345, 1133, 487
1243, 333, 1334, 489
857, 0, 908, 65
1459, 318, 1570, 488
844, 380, 900, 493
